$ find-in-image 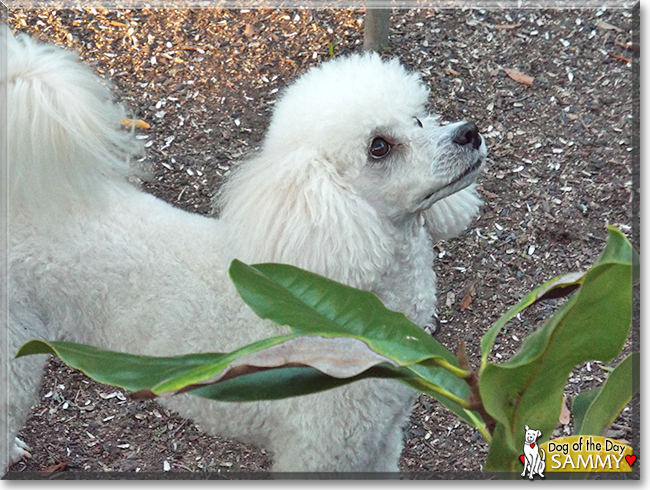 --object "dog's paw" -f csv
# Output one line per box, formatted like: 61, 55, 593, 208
424, 314, 441, 336
9, 437, 32, 464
